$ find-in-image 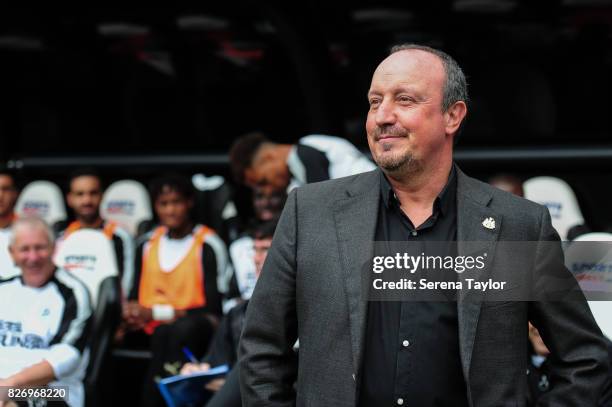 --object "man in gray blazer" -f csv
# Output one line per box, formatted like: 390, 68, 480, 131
239, 44, 609, 406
